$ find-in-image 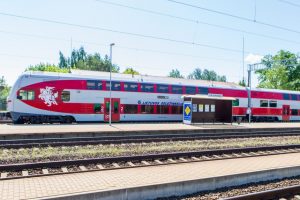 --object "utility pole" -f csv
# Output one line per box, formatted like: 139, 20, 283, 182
70, 38, 73, 73
242, 37, 245, 84
109, 43, 115, 126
